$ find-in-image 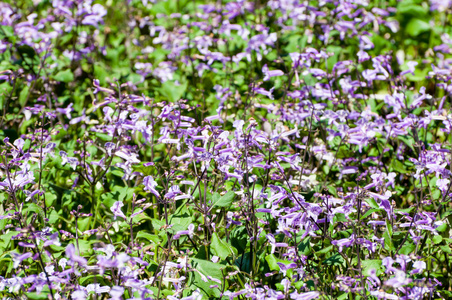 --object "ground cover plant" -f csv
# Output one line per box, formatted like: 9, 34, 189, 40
2, 0, 452, 299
